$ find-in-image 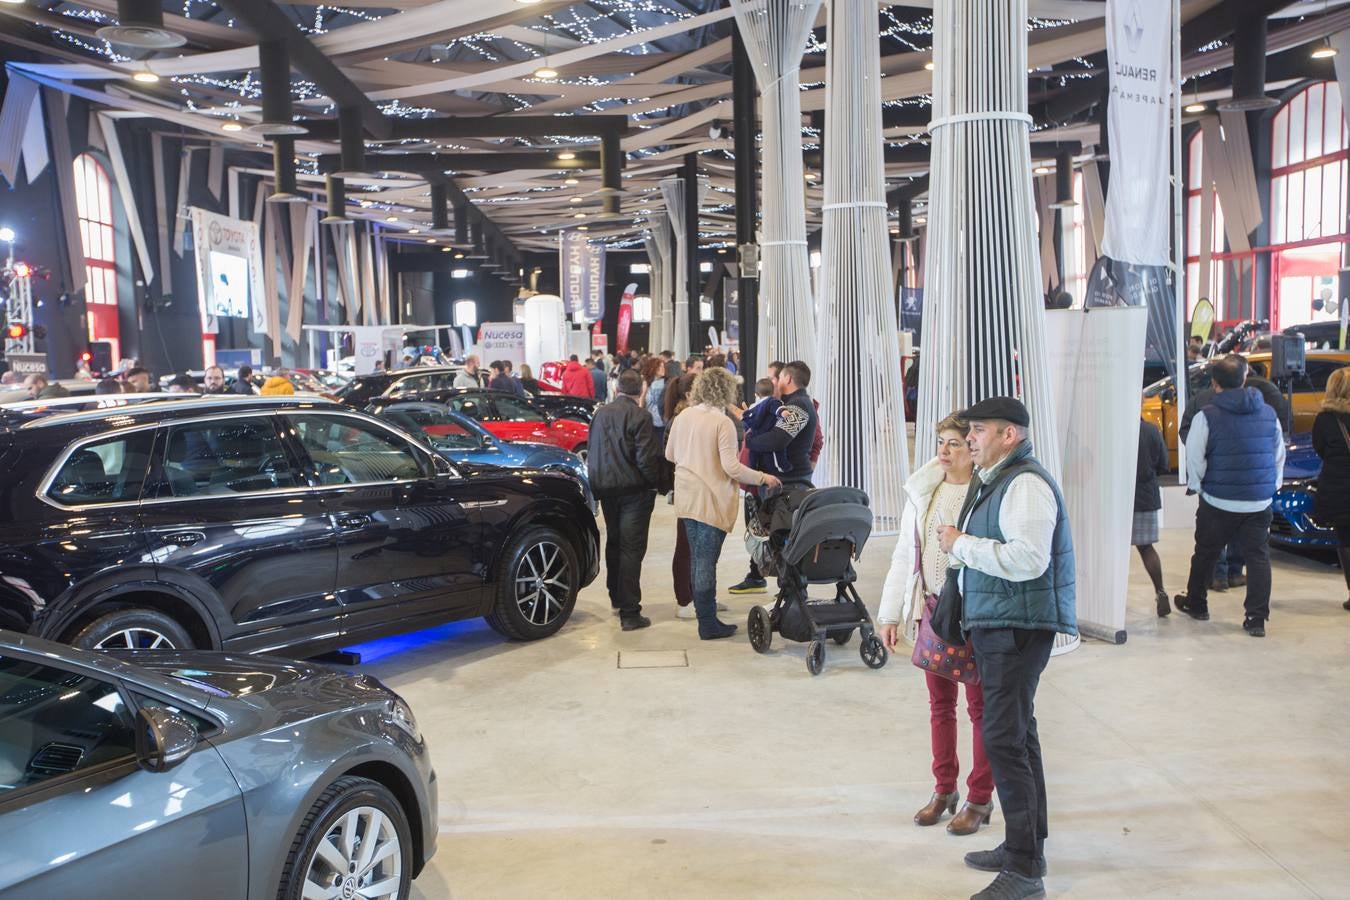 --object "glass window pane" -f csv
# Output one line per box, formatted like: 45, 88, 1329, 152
1187, 263, 1199, 315
1290, 93, 1307, 165
1288, 170, 1305, 240
1305, 165, 1322, 238
1308, 84, 1325, 162
1322, 161, 1342, 238
1189, 132, 1204, 186
98, 177, 112, 223
1325, 82, 1344, 156
289, 415, 424, 486
48, 430, 153, 506
453, 299, 477, 328
1187, 195, 1201, 253
99, 225, 115, 262
163, 419, 298, 497
1274, 108, 1288, 169
1213, 198, 1226, 253
1272, 175, 1286, 243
